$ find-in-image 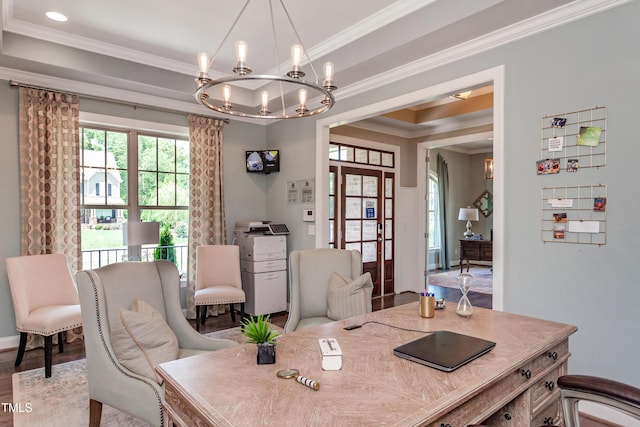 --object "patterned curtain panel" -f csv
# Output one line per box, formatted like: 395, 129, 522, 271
18, 87, 81, 271
186, 115, 227, 319
18, 87, 82, 348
